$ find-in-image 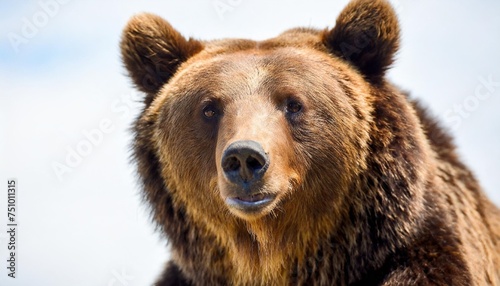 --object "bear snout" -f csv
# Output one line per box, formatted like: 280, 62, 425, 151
219, 140, 278, 215
221, 140, 269, 185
